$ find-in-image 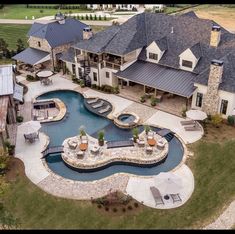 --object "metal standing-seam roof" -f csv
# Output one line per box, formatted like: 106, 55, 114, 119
0, 65, 14, 96
116, 60, 197, 98
12, 48, 50, 65
0, 96, 9, 132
